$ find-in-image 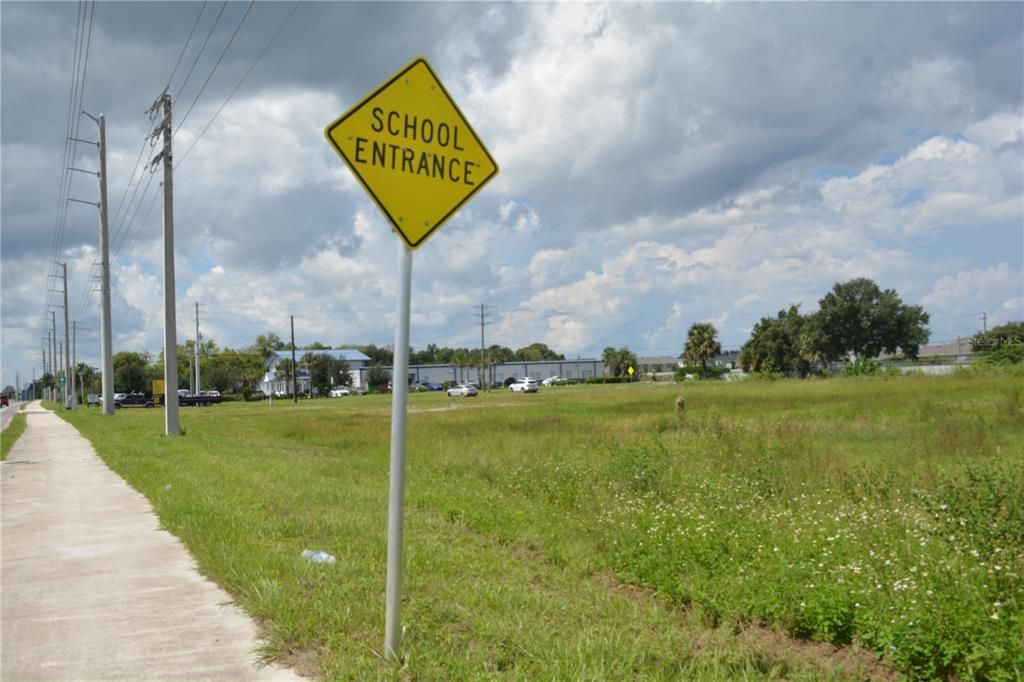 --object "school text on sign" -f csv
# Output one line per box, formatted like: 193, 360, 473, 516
324, 58, 498, 250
